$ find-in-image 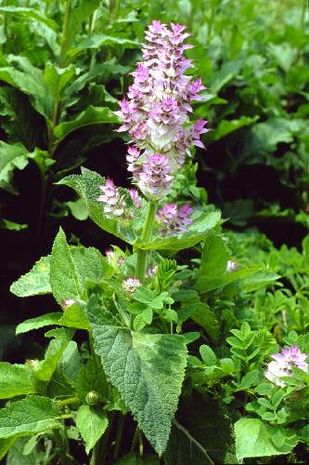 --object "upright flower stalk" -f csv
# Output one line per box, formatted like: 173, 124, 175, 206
99, 20, 207, 280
